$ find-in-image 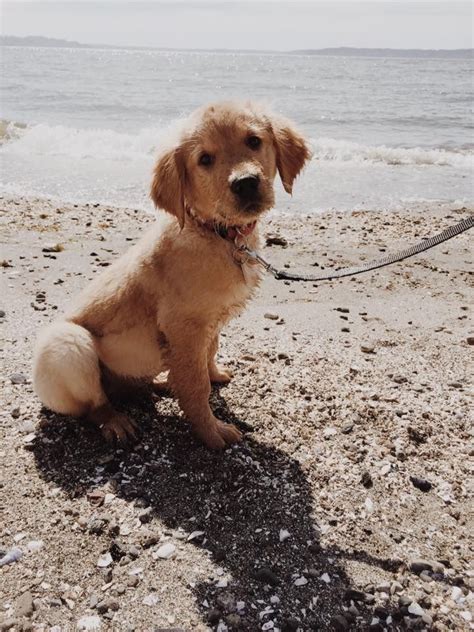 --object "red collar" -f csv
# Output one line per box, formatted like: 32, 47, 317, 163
187, 210, 256, 242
